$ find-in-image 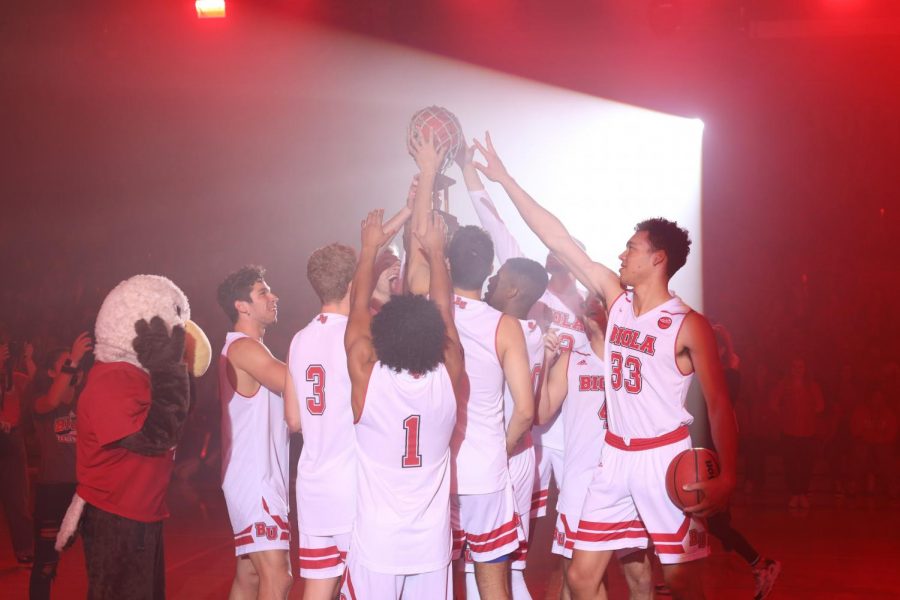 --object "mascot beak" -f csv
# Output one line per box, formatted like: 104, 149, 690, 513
183, 319, 212, 377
